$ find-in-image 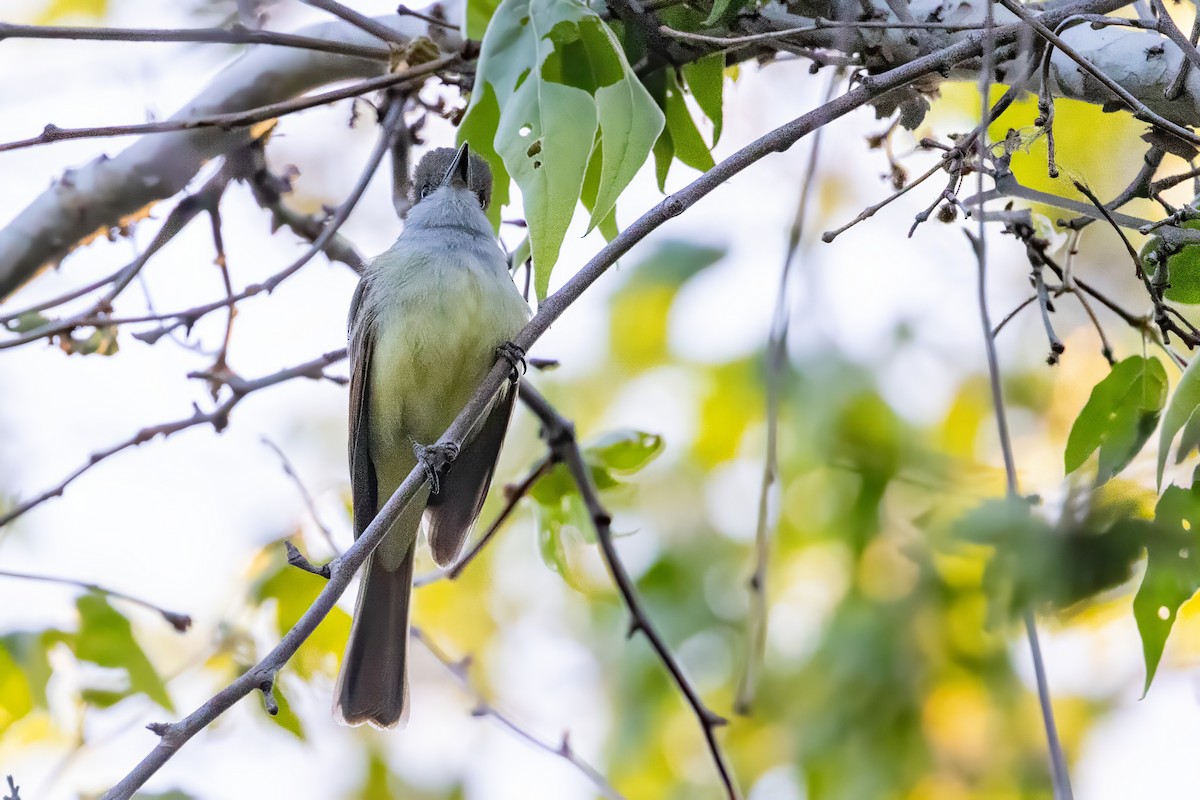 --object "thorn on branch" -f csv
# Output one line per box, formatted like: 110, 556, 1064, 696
146, 721, 172, 737
285, 540, 332, 579
257, 673, 279, 716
